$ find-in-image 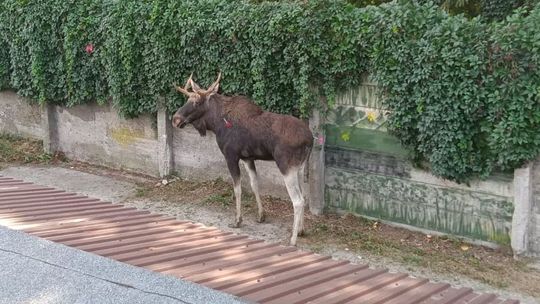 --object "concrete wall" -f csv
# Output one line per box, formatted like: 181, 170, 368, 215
51, 103, 159, 174
0, 91, 43, 139
325, 147, 514, 246
531, 159, 540, 256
